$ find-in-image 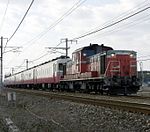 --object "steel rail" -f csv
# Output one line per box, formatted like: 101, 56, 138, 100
126, 95, 150, 100
6, 88, 150, 115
